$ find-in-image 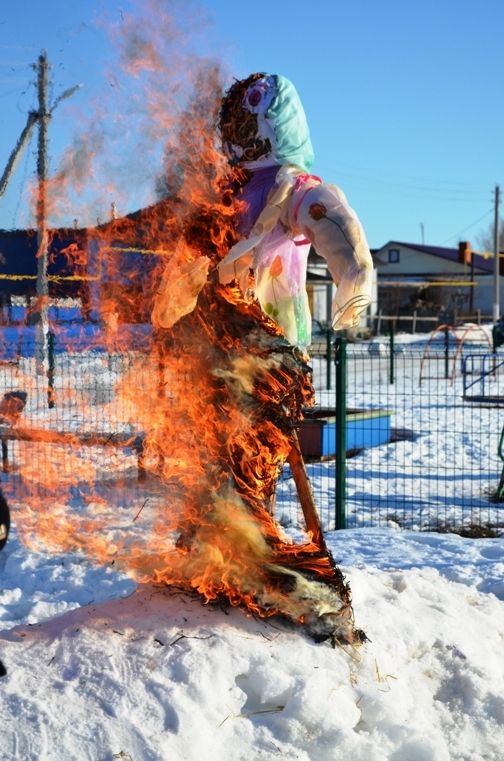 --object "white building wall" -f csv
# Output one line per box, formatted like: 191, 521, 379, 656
378, 244, 470, 276
374, 242, 501, 315
472, 276, 504, 317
